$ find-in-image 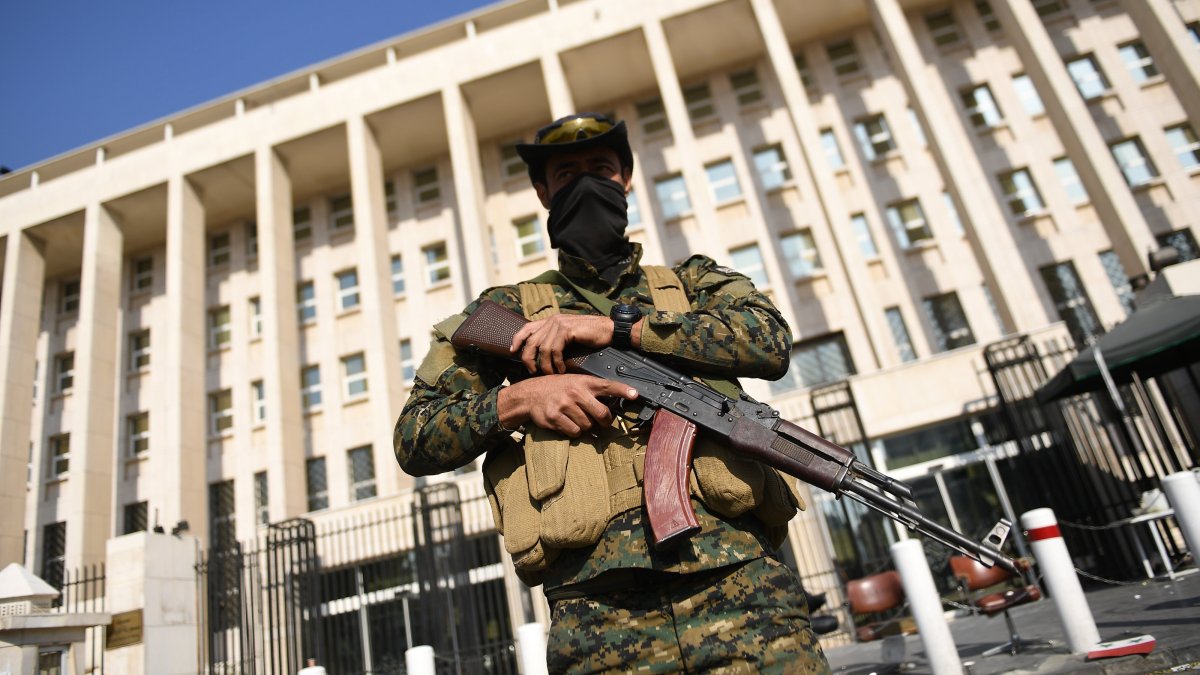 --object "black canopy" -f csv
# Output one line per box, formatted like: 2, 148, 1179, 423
1036, 294, 1200, 402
